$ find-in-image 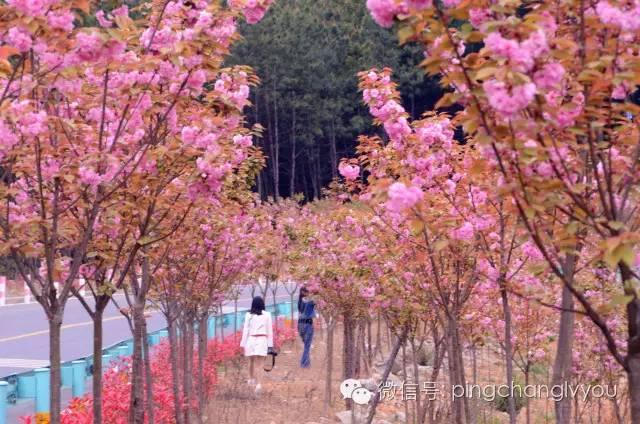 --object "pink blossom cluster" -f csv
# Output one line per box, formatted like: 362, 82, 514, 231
7, 0, 58, 17
533, 62, 565, 90
469, 8, 492, 29
451, 221, 474, 241
229, 0, 274, 24
73, 32, 126, 64
5, 27, 32, 52
214, 72, 251, 109
366, 0, 435, 27
596, 1, 640, 32
483, 80, 537, 117
386, 182, 423, 212
543, 91, 585, 128
362, 70, 413, 146
484, 30, 549, 72
338, 162, 360, 180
